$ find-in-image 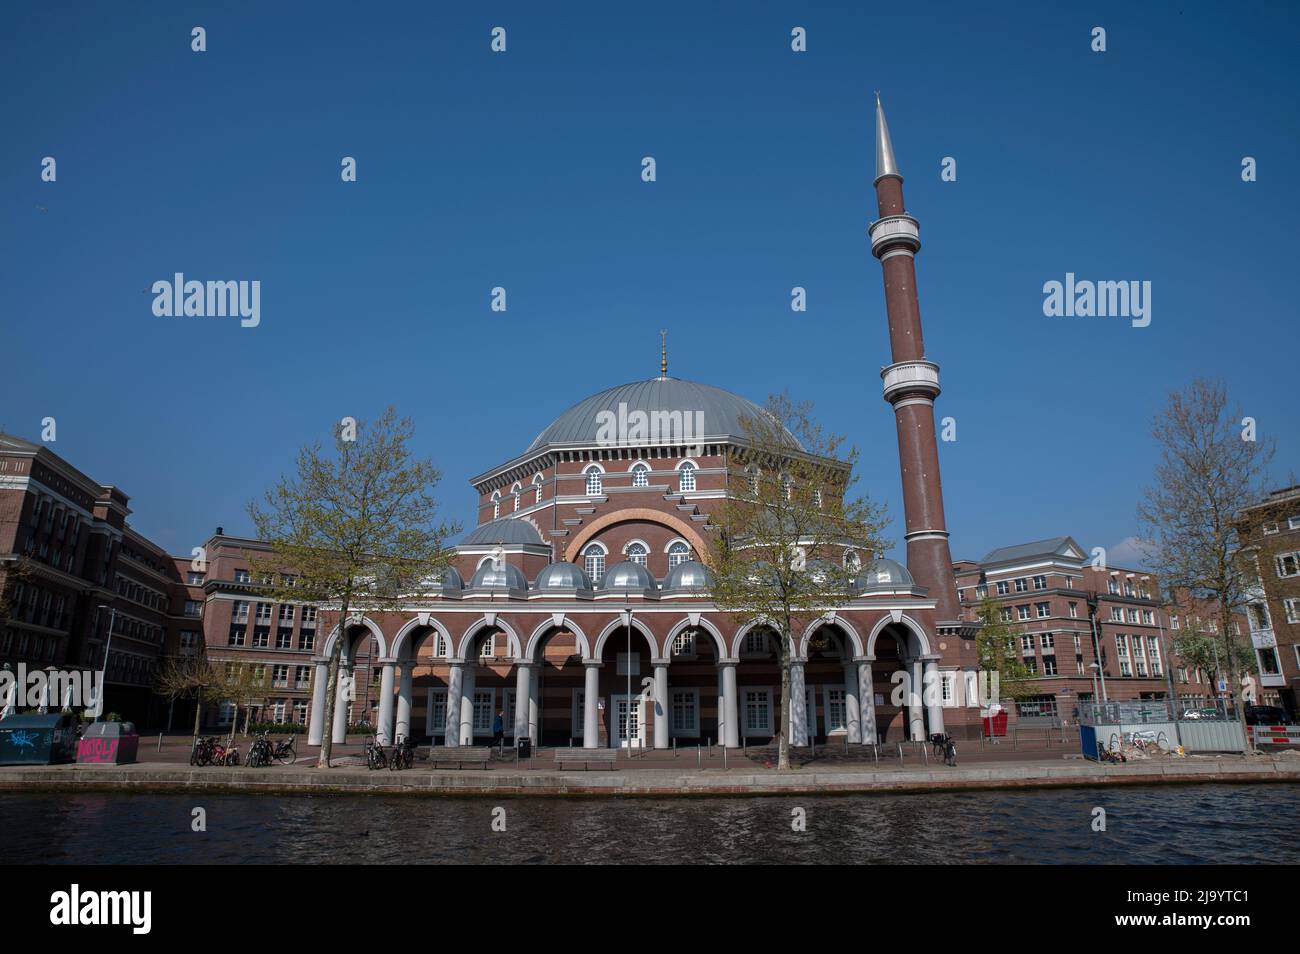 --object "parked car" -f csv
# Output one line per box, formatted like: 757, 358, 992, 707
1244, 705, 1291, 726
